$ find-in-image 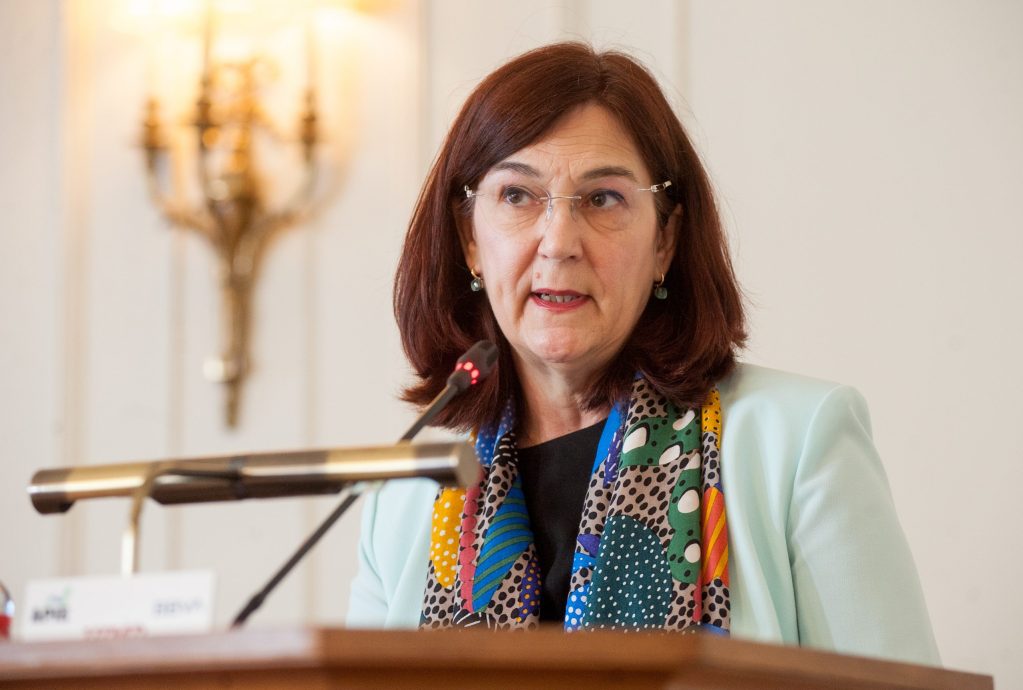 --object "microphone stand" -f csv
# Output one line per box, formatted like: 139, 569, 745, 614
231, 341, 497, 627
230, 395, 453, 628
231, 487, 360, 627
